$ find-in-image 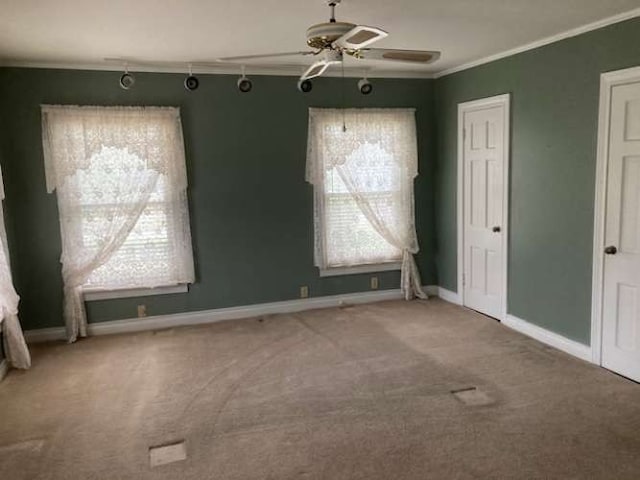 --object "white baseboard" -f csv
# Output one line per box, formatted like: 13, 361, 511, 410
25, 288, 417, 343
0, 359, 8, 382
23, 285, 470, 344
437, 287, 463, 305
424, 285, 439, 296
23, 288, 594, 367
502, 314, 593, 363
